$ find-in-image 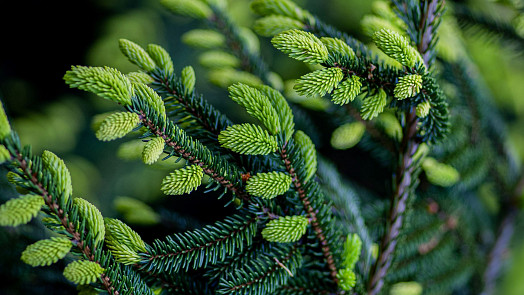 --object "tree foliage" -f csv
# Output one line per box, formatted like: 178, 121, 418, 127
1, 0, 524, 294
